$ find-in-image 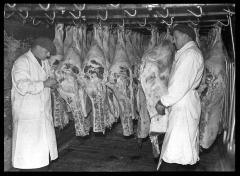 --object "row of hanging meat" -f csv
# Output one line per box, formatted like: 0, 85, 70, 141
49, 22, 230, 150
